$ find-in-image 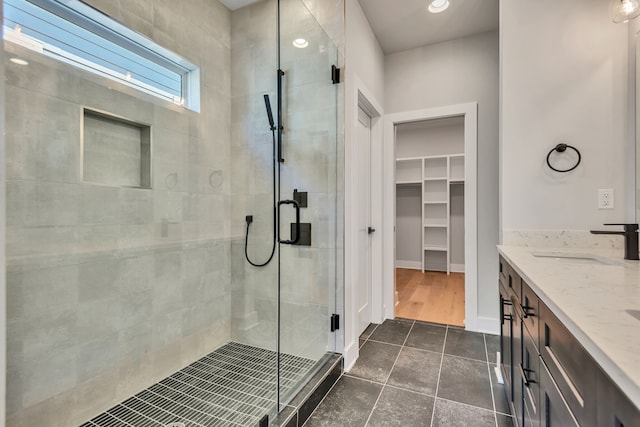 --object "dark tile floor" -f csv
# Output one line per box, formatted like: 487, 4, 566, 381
304, 319, 514, 427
